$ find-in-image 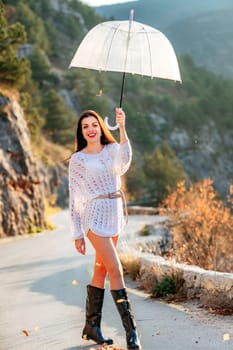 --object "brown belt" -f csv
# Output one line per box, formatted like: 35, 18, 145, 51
94, 190, 128, 223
